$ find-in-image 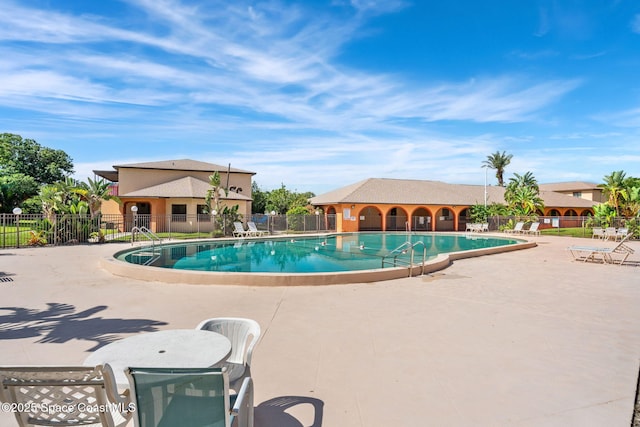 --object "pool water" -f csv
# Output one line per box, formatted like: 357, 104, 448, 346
118, 233, 520, 274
